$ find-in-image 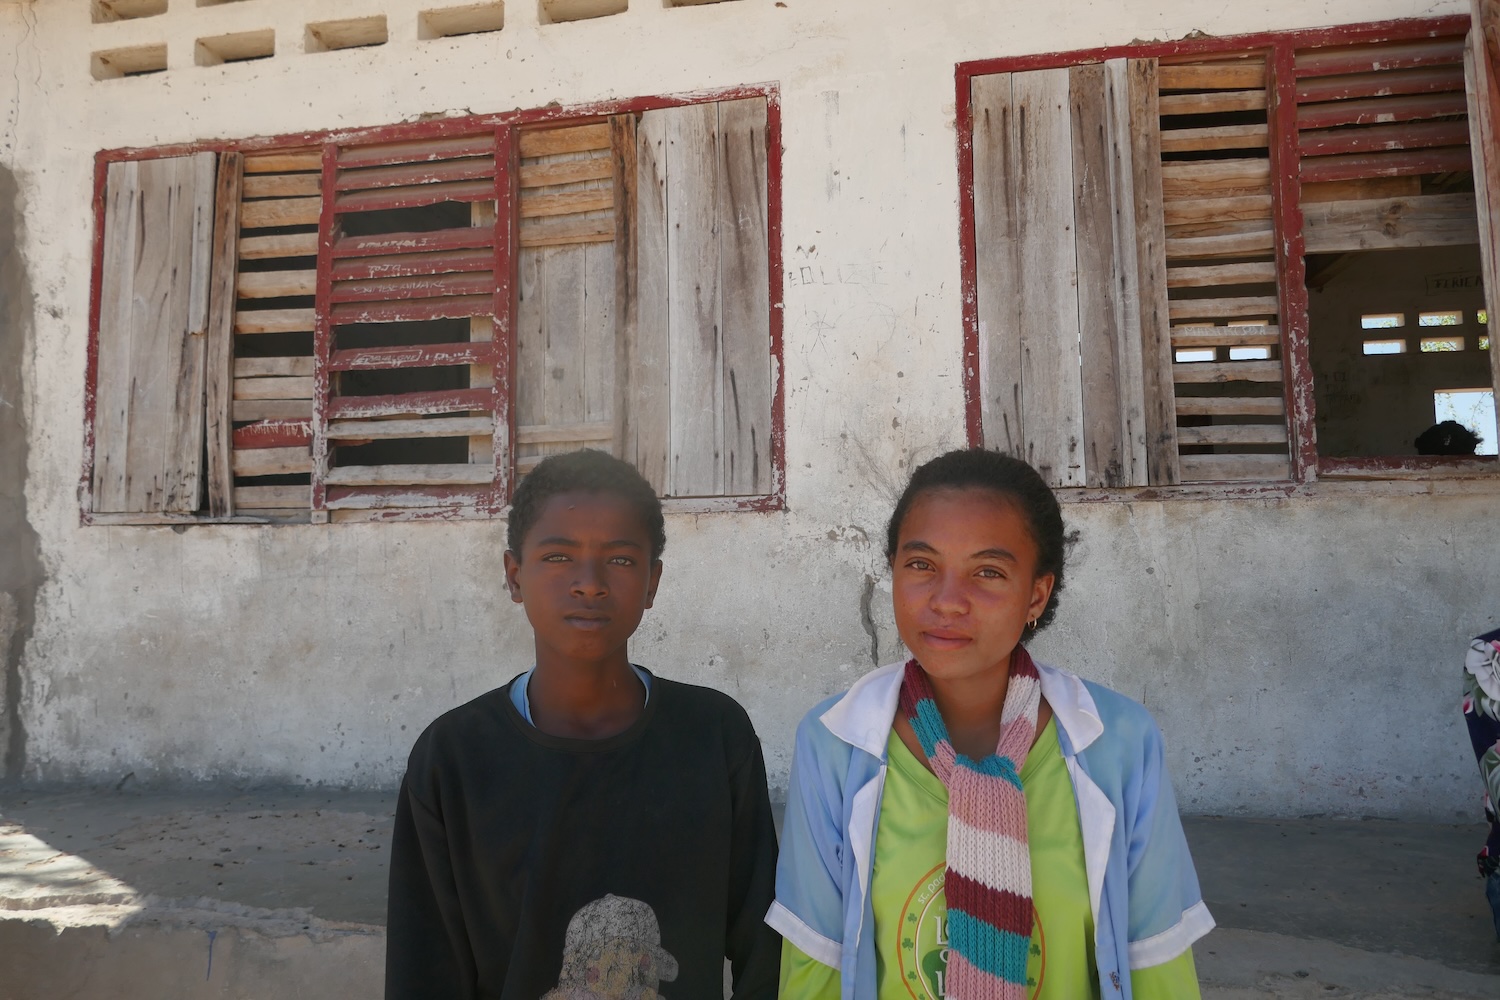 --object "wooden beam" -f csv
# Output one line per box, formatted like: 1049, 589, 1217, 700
1165, 262, 1278, 287
205, 152, 242, 518
1176, 423, 1288, 445
514, 421, 614, 445
1162, 194, 1273, 227
232, 485, 309, 509
1178, 452, 1291, 481
234, 356, 315, 378
243, 150, 321, 173
1158, 89, 1267, 115
1168, 295, 1279, 320
1157, 61, 1266, 90
233, 398, 313, 421
1172, 359, 1282, 383
234, 307, 316, 334
232, 446, 312, 476
237, 269, 317, 298
1174, 395, 1285, 416
1160, 158, 1271, 199
1164, 227, 1275, 259
519, 156, 613, 188
240, 196, 321, 229
323, 463, 496, 486
239, 232, 319, 260
519, 123, 612, 158
1301, 192, 1480, 252
327, 416, 494, 440
1170, 324, 1280, 346
241, 174, 321, 198
233, 376, 314, 400
1160, 123, 1268, 152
